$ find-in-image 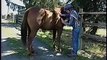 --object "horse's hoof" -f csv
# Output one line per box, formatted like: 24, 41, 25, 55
35, 51, 38, 55
28, 53, 32, 56
56, 52, 62, 56
31, 50, 34, 53
28, 52, 34, 56
54, 50, 59, 54
54, 50, 62, 54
